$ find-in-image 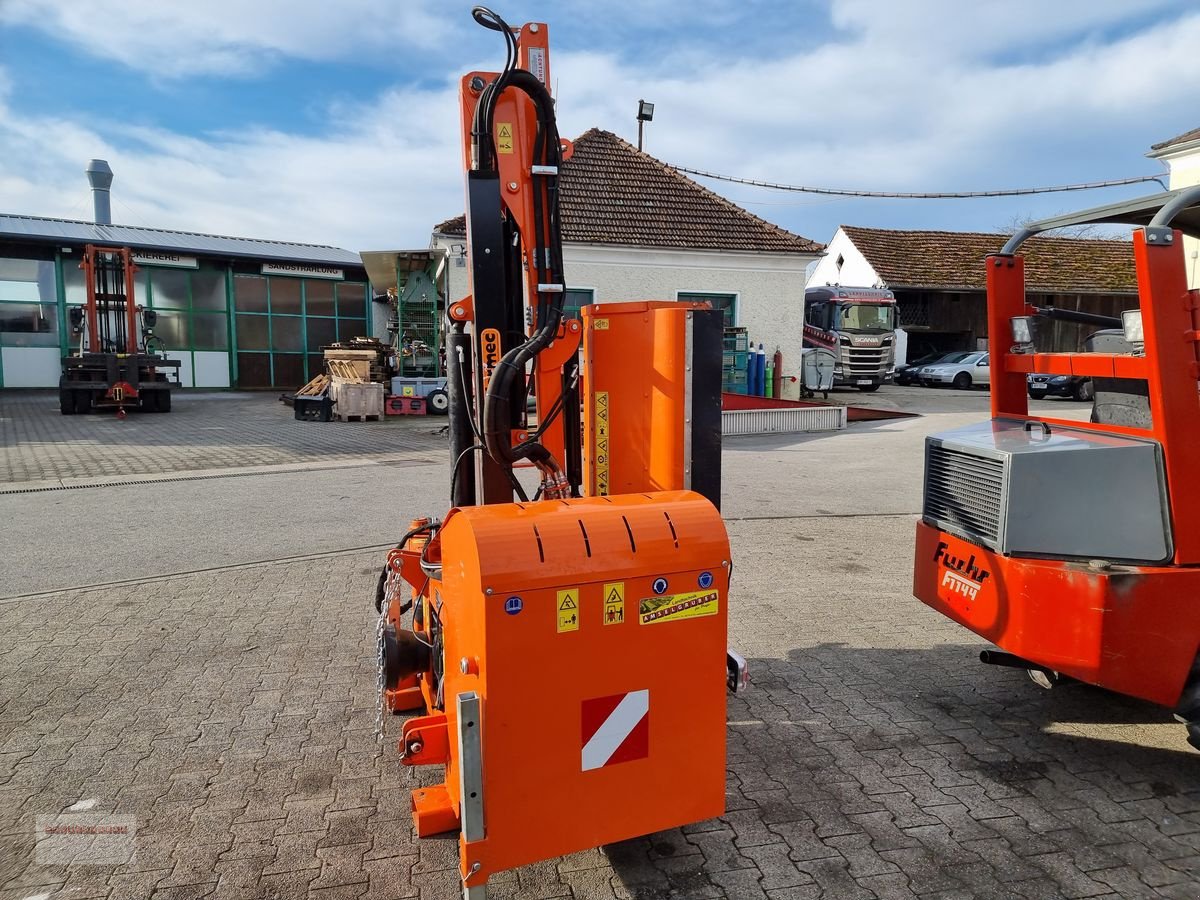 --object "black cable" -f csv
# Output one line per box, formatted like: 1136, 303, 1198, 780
449, 443, 483, 508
